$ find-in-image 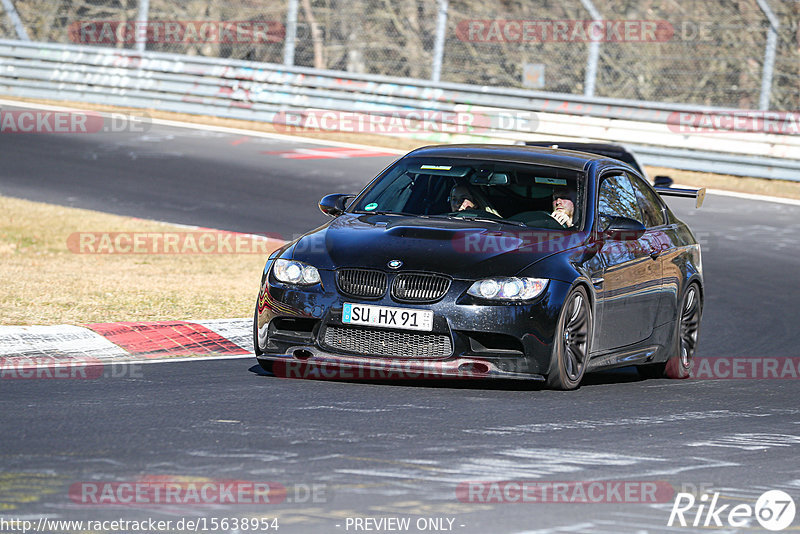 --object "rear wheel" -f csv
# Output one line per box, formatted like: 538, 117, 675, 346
546, 285, 592, 390
638, 283, 702, 379
666, 283, 702, 378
